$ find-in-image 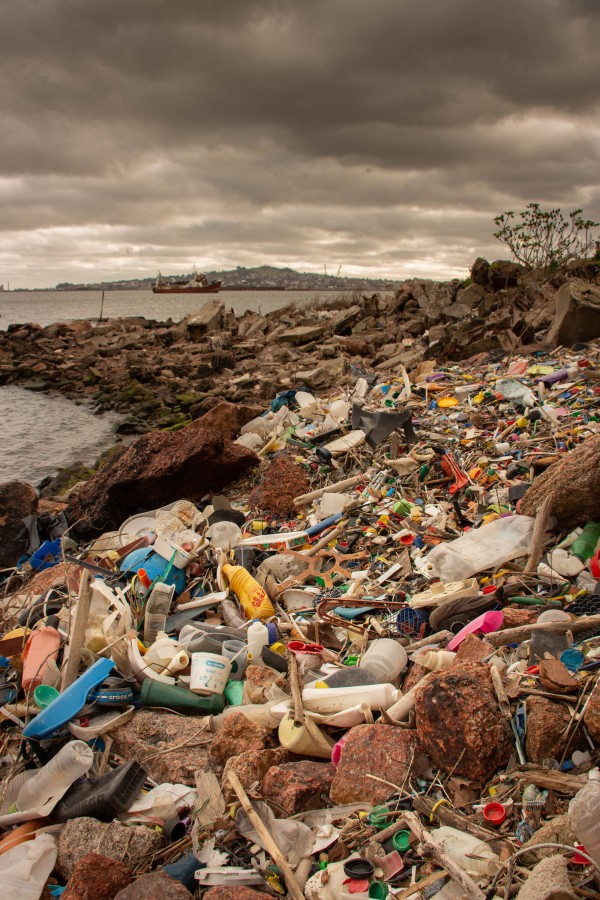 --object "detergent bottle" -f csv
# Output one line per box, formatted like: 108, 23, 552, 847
222, 563, 275, 620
